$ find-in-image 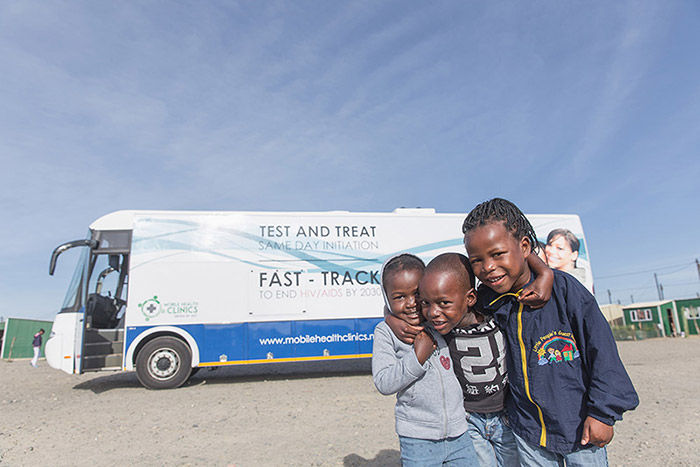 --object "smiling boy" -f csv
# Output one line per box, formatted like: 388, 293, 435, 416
420, 253, 520, 467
